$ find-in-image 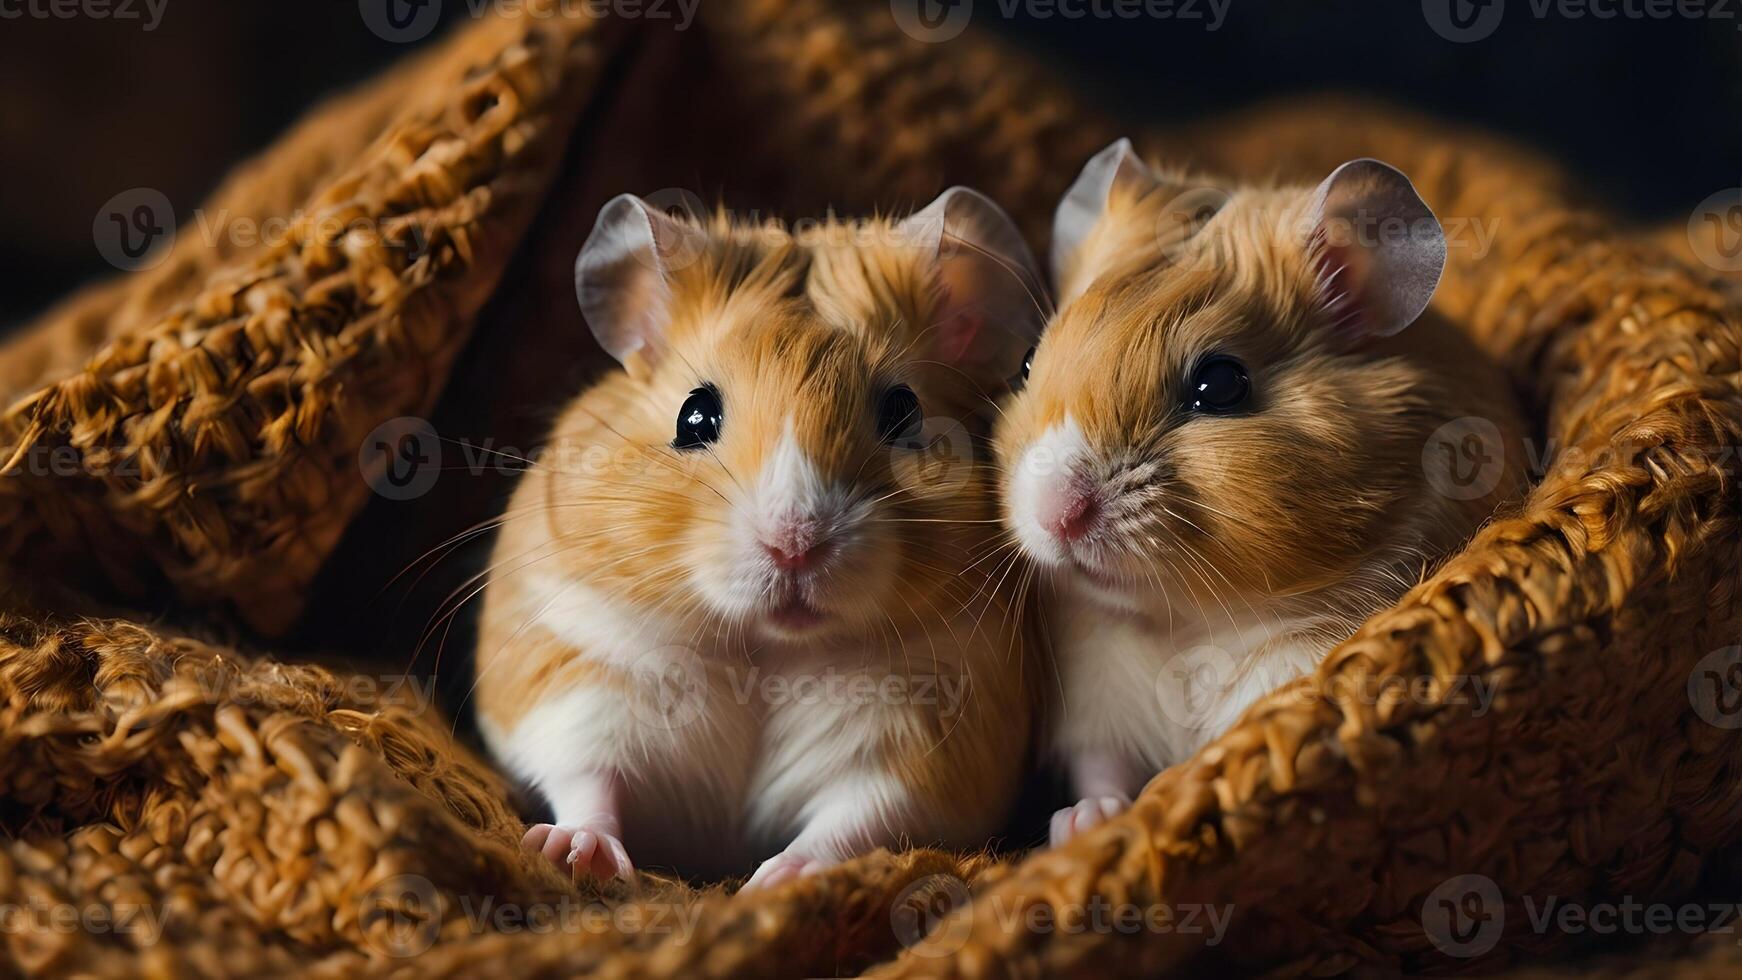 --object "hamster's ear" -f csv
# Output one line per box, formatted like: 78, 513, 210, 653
1051, 138, 1158, 286
899, 186, 1047, 383
1302, 159, 1446, 340
574, 193, 708, 375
